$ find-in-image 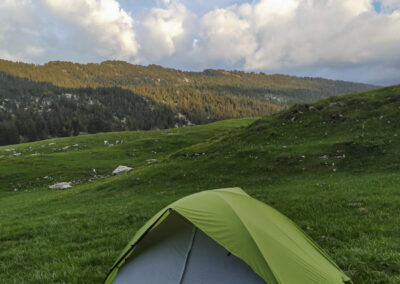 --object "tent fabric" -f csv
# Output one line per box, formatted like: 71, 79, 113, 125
105, 187, 351, 284
112, 211, 266, 284
180, 225, 266, 284
112, 213, 194, 284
